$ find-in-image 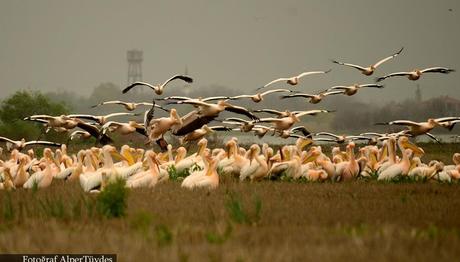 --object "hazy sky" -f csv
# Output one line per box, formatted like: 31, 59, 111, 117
1, 0, 459, 104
